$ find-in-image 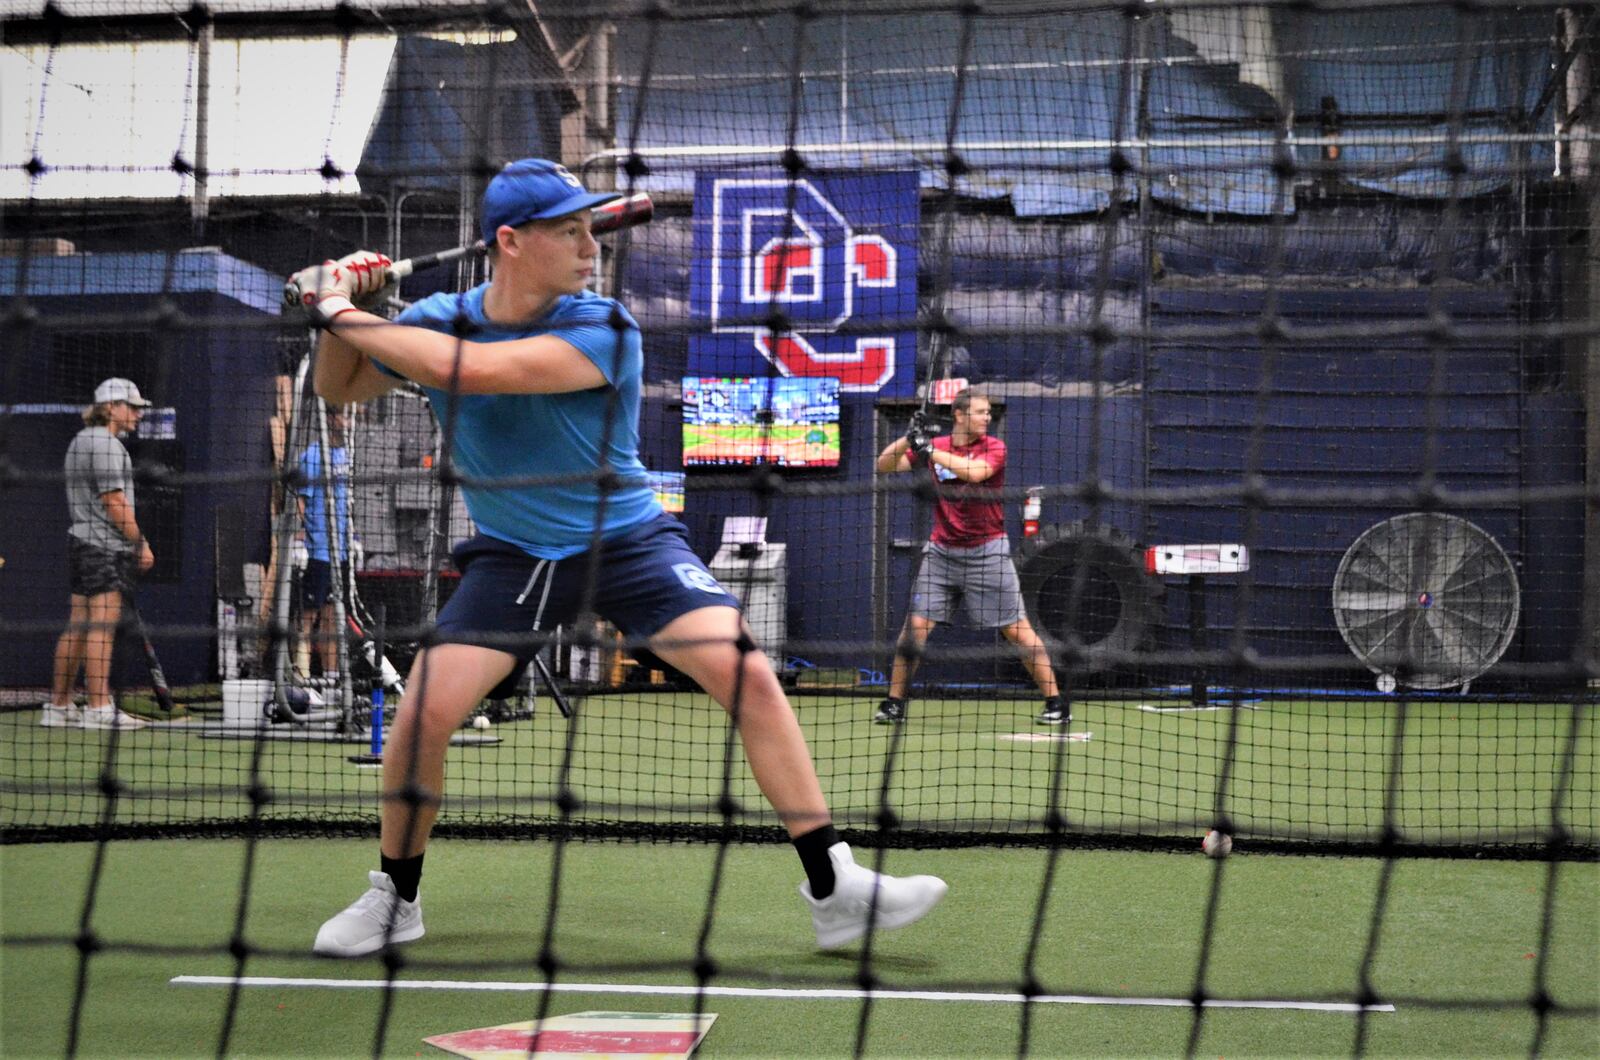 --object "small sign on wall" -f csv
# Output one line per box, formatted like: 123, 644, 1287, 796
140, 407, 177, 440
929, 377, 970, 405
